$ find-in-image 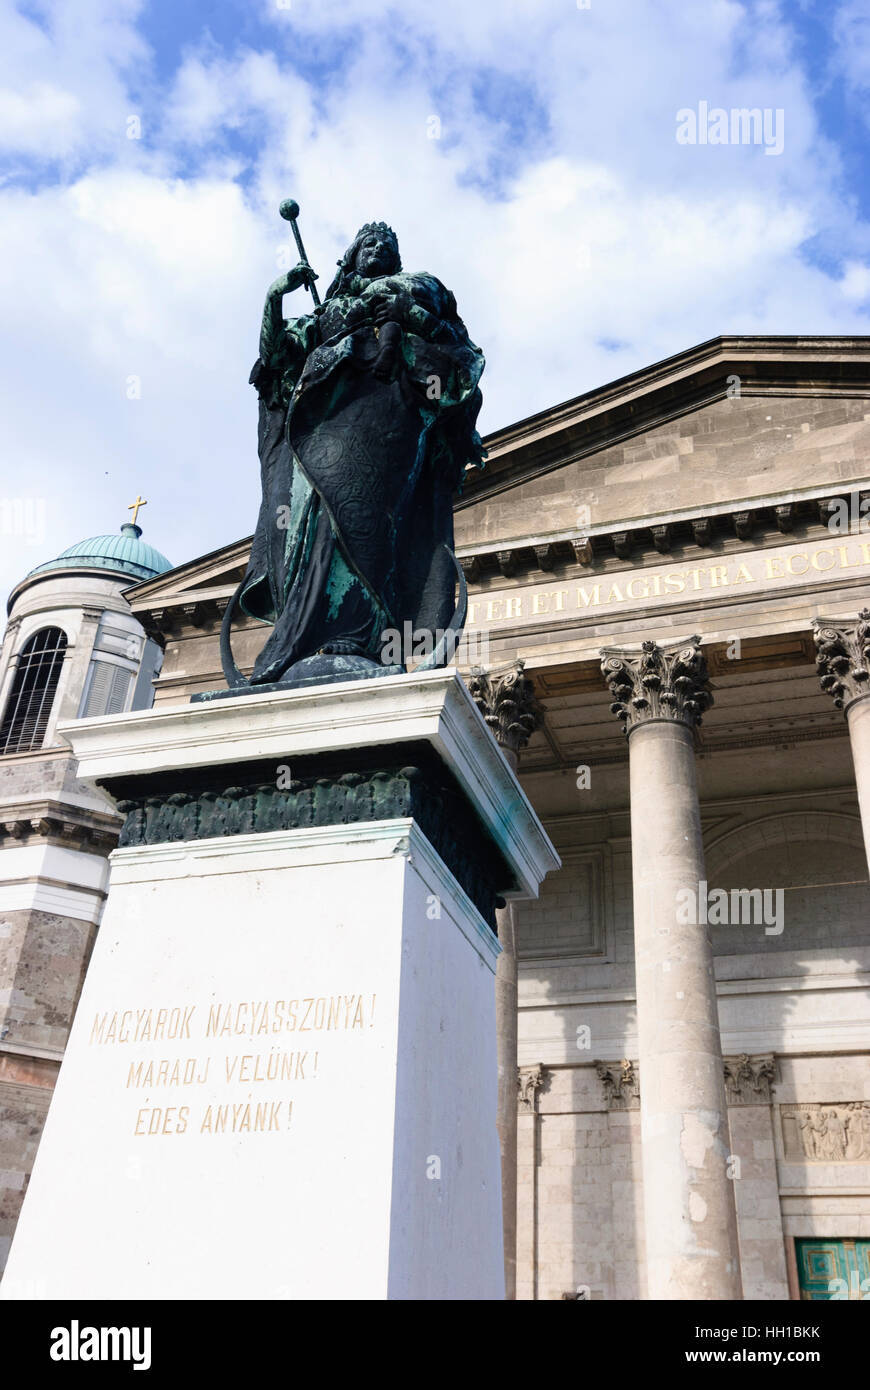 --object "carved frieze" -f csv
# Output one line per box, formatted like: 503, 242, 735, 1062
595, 1058, 640, 1109
723, 1053, 776, 1105
600, 636, 712, 735
813, 610, 870, 712
781, 1102, 870, 1162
